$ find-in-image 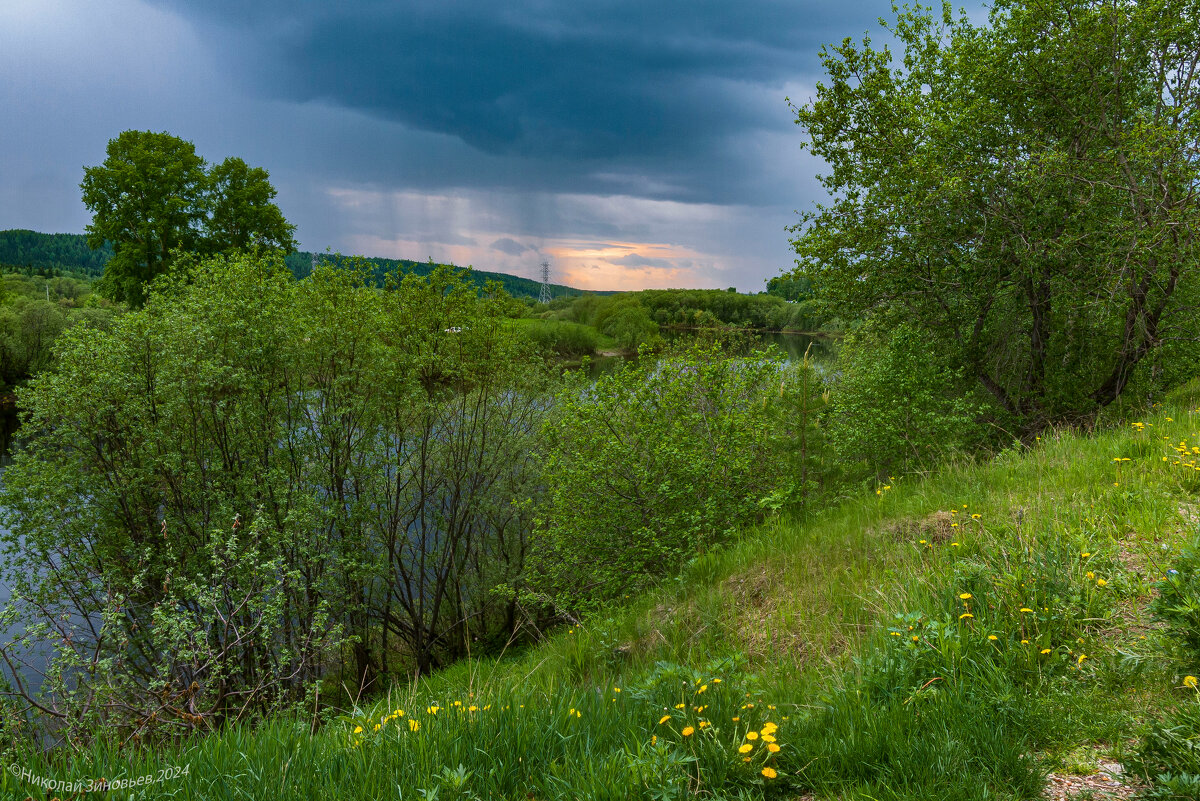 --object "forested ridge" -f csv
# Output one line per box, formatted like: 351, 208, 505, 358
0, 228, 599, 300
